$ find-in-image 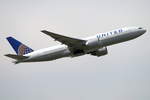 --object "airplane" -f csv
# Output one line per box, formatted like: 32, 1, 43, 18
5, 27, 146, 64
